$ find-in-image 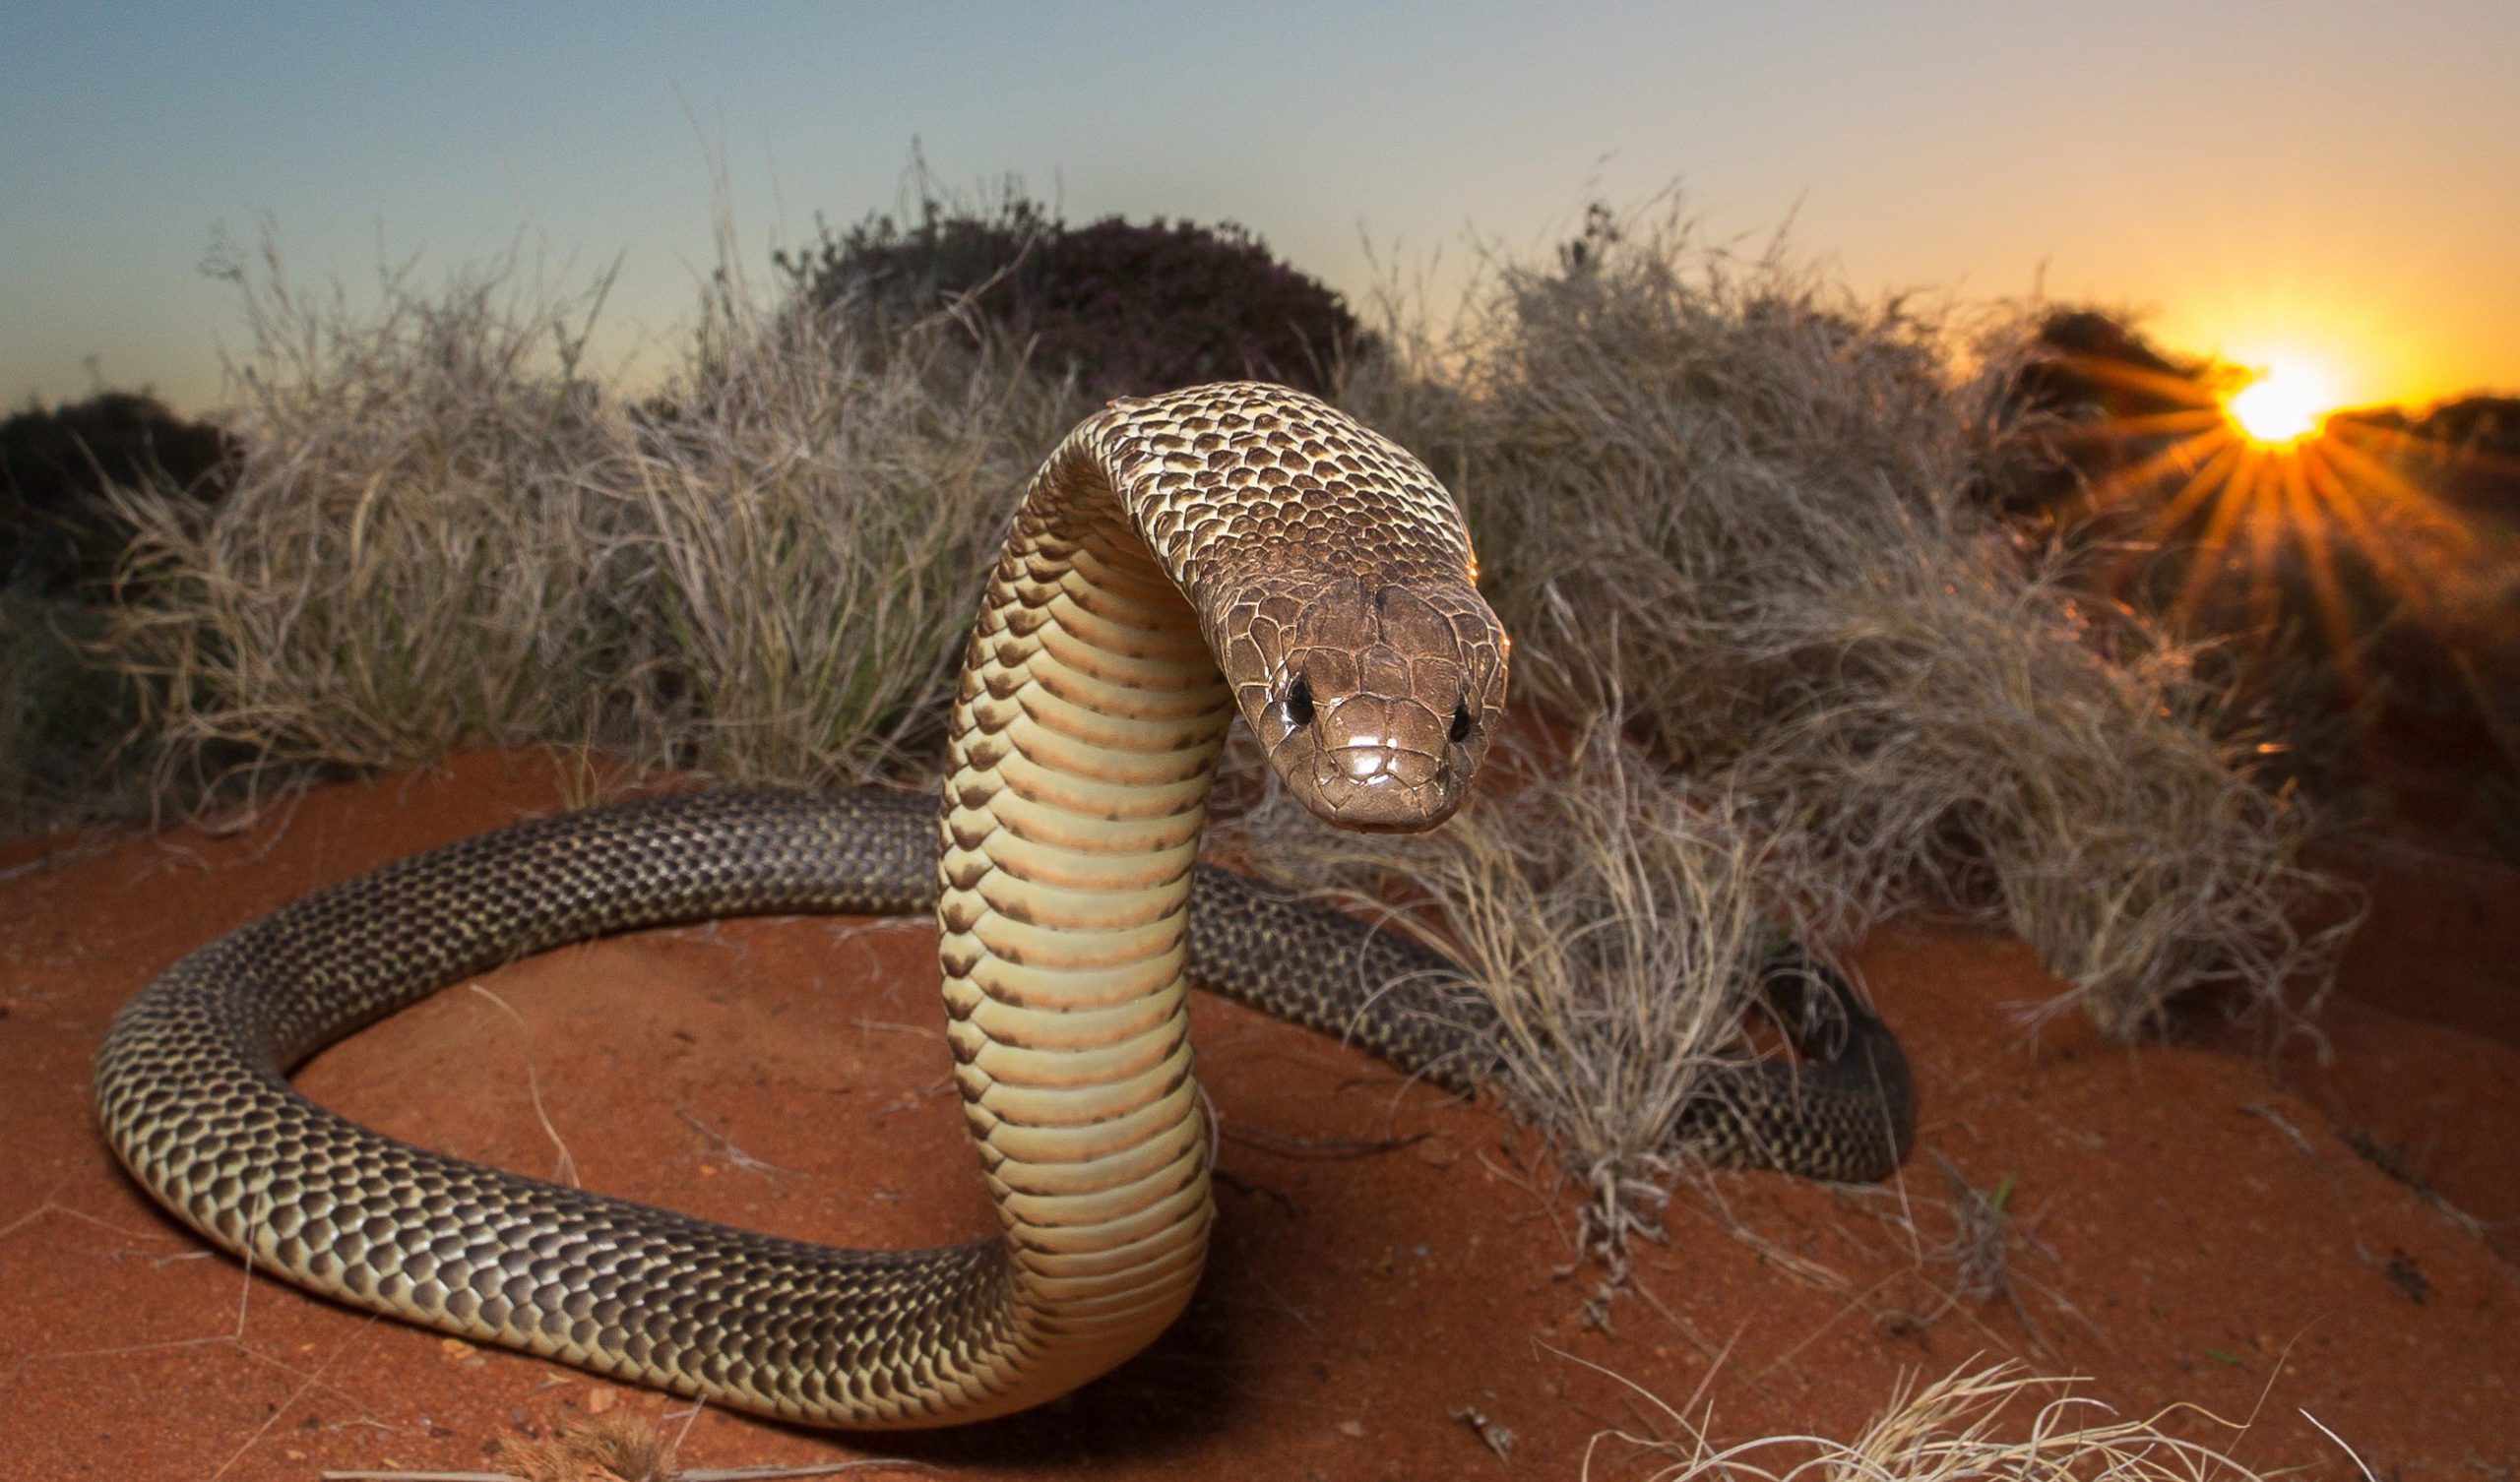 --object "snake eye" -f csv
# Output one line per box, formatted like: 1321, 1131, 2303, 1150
1449, 699, 1476, 744
1286, 674, 1315, 726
